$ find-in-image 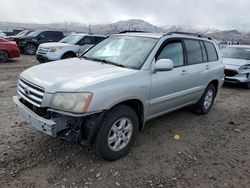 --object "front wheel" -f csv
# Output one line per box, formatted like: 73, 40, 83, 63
93, 105, 139, 161
0, 50, 8, 63
190, 83, 216, 114
24, 43, 37, 55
